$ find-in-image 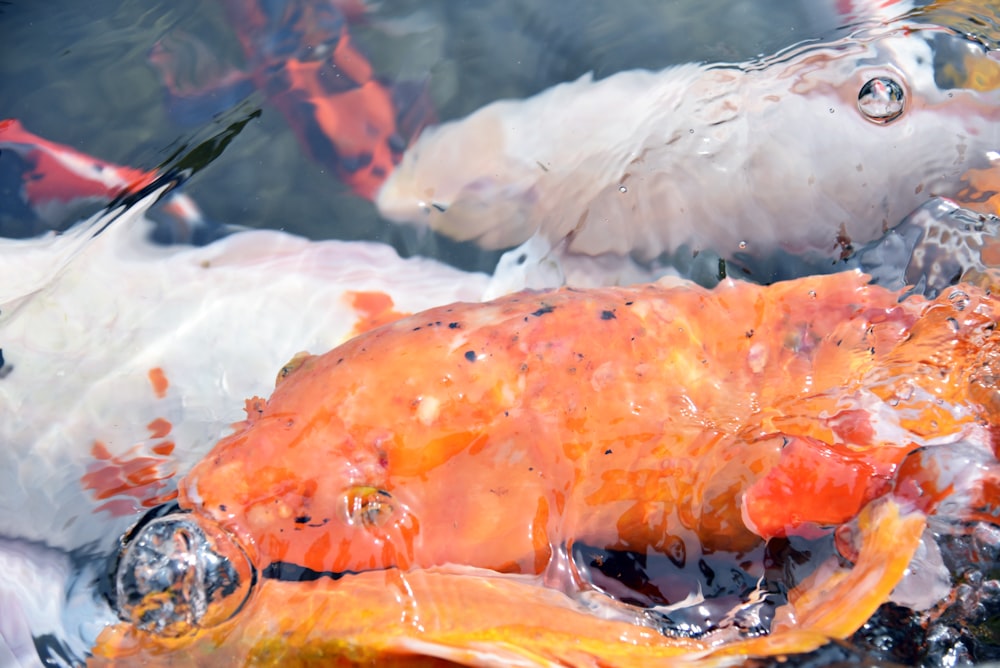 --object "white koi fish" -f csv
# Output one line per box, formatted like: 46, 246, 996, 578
376, 3, 1000, 275
0, 191, 489, 554
0, 190, 490, 663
